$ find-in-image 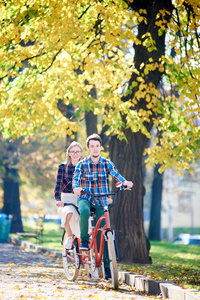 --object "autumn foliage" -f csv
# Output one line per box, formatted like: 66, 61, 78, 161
0, 0, 199, 174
